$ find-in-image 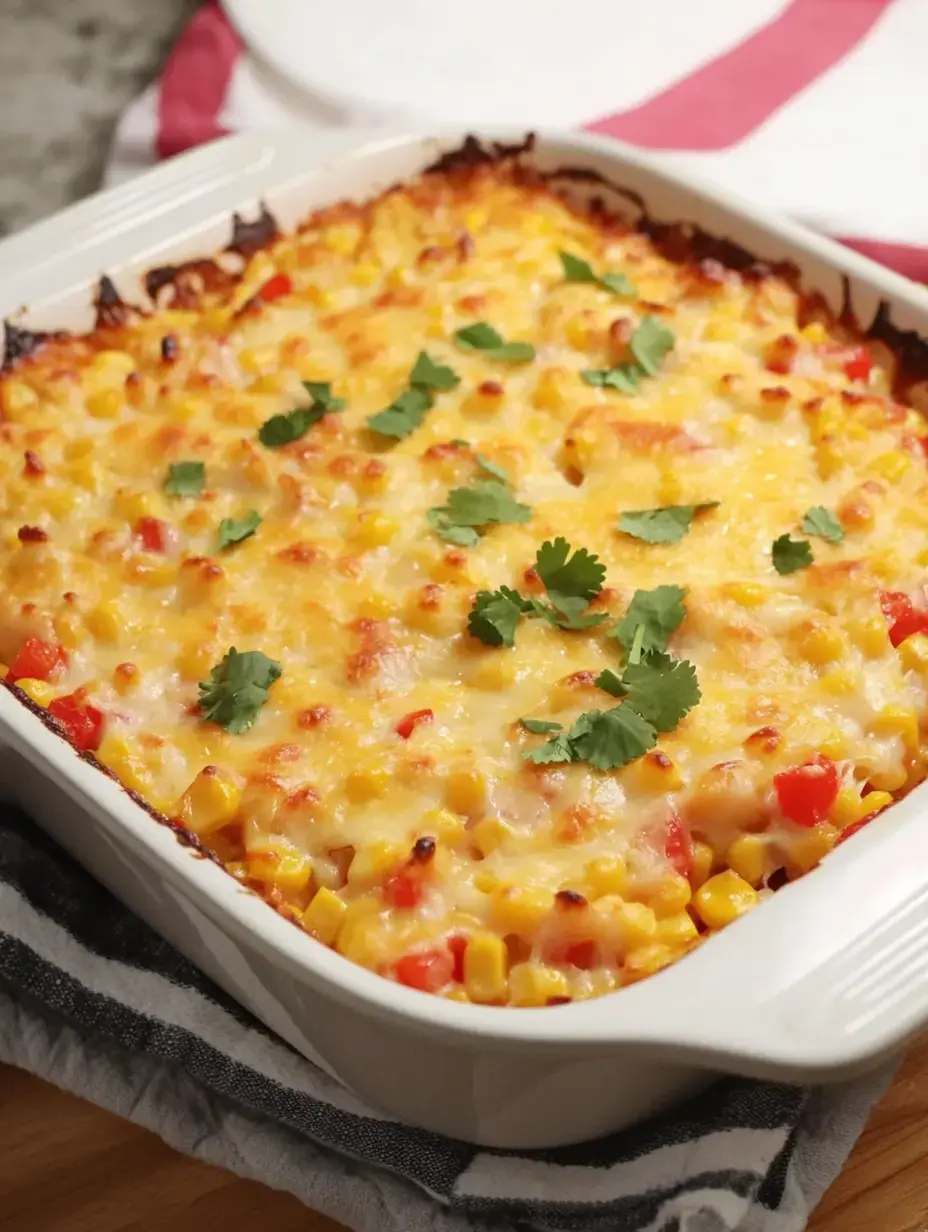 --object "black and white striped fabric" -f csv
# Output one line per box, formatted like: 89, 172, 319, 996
0, 804, 894, 1232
